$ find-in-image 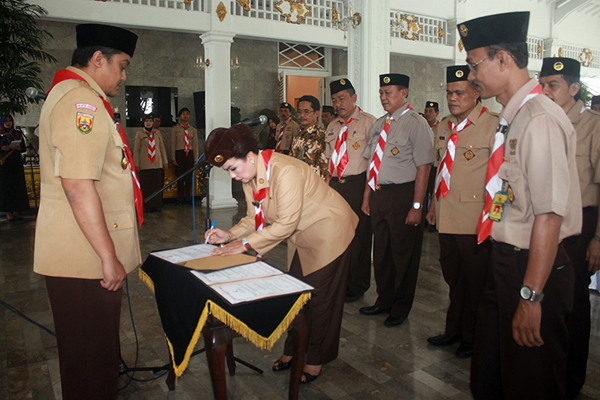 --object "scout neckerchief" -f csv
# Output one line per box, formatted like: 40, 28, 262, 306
275, 118, 290, 152
182, 125, 190, 156
147, 130, 156, 162
476, 85, 543, 244
367, 105, 412, 191
252, 149, 274, 257
434, 107, 488, 199
329, 116, 354, 178
49, 69, 144, 226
